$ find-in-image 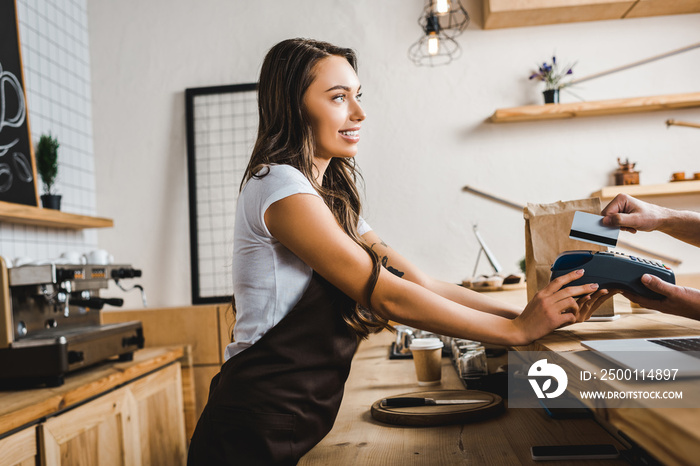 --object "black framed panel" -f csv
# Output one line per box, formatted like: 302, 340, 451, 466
185, 83, 258, 304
